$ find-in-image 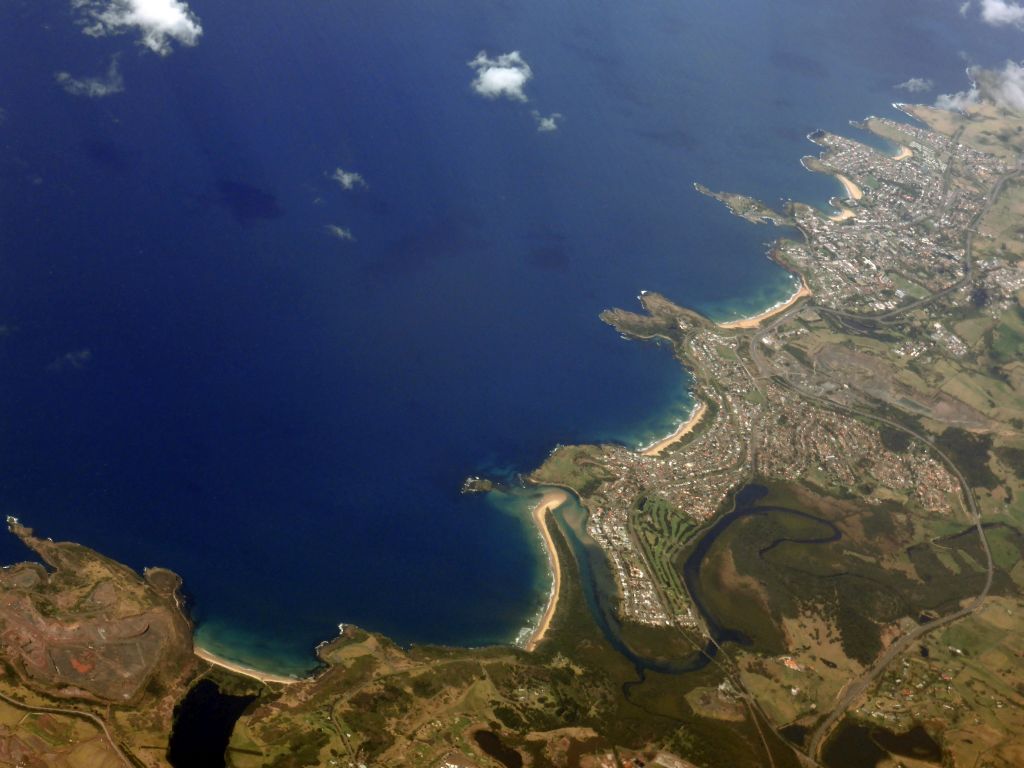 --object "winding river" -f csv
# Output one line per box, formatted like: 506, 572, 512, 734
556, 484, 842, 676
